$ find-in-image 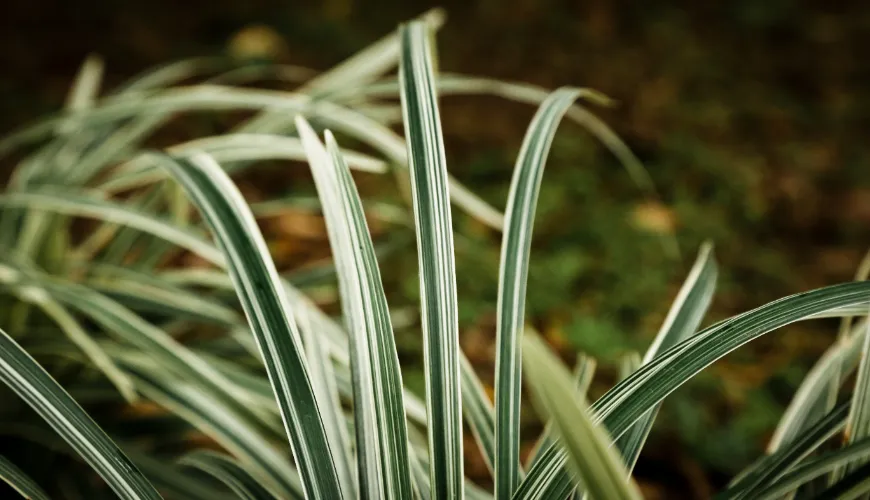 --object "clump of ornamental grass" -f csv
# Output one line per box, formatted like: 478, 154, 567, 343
1, 10, 869, 500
